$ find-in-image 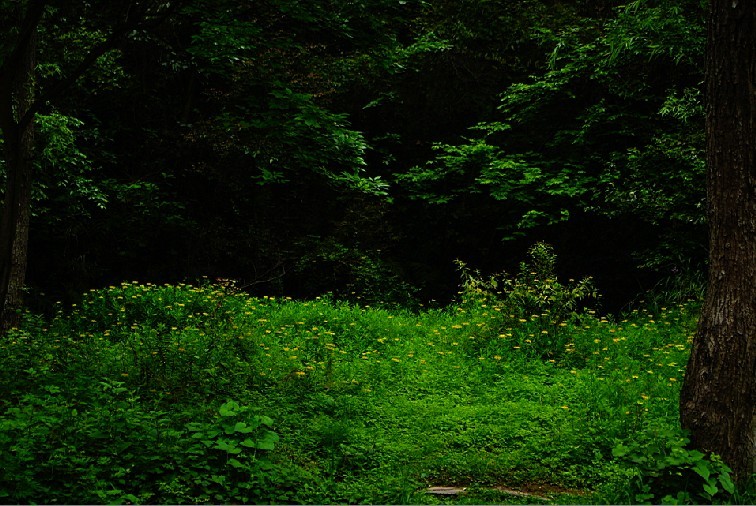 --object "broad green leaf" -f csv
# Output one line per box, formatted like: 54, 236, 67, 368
228, 458, 245, 469
214, 440, 241, 454
240, 438, 258, 448
612, 444, 629, 457
219, 401, 240, 417
702, 482, 718, 497
234, 421, 255, 433
692, 460, 710, 481
718, 473, 735, 494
